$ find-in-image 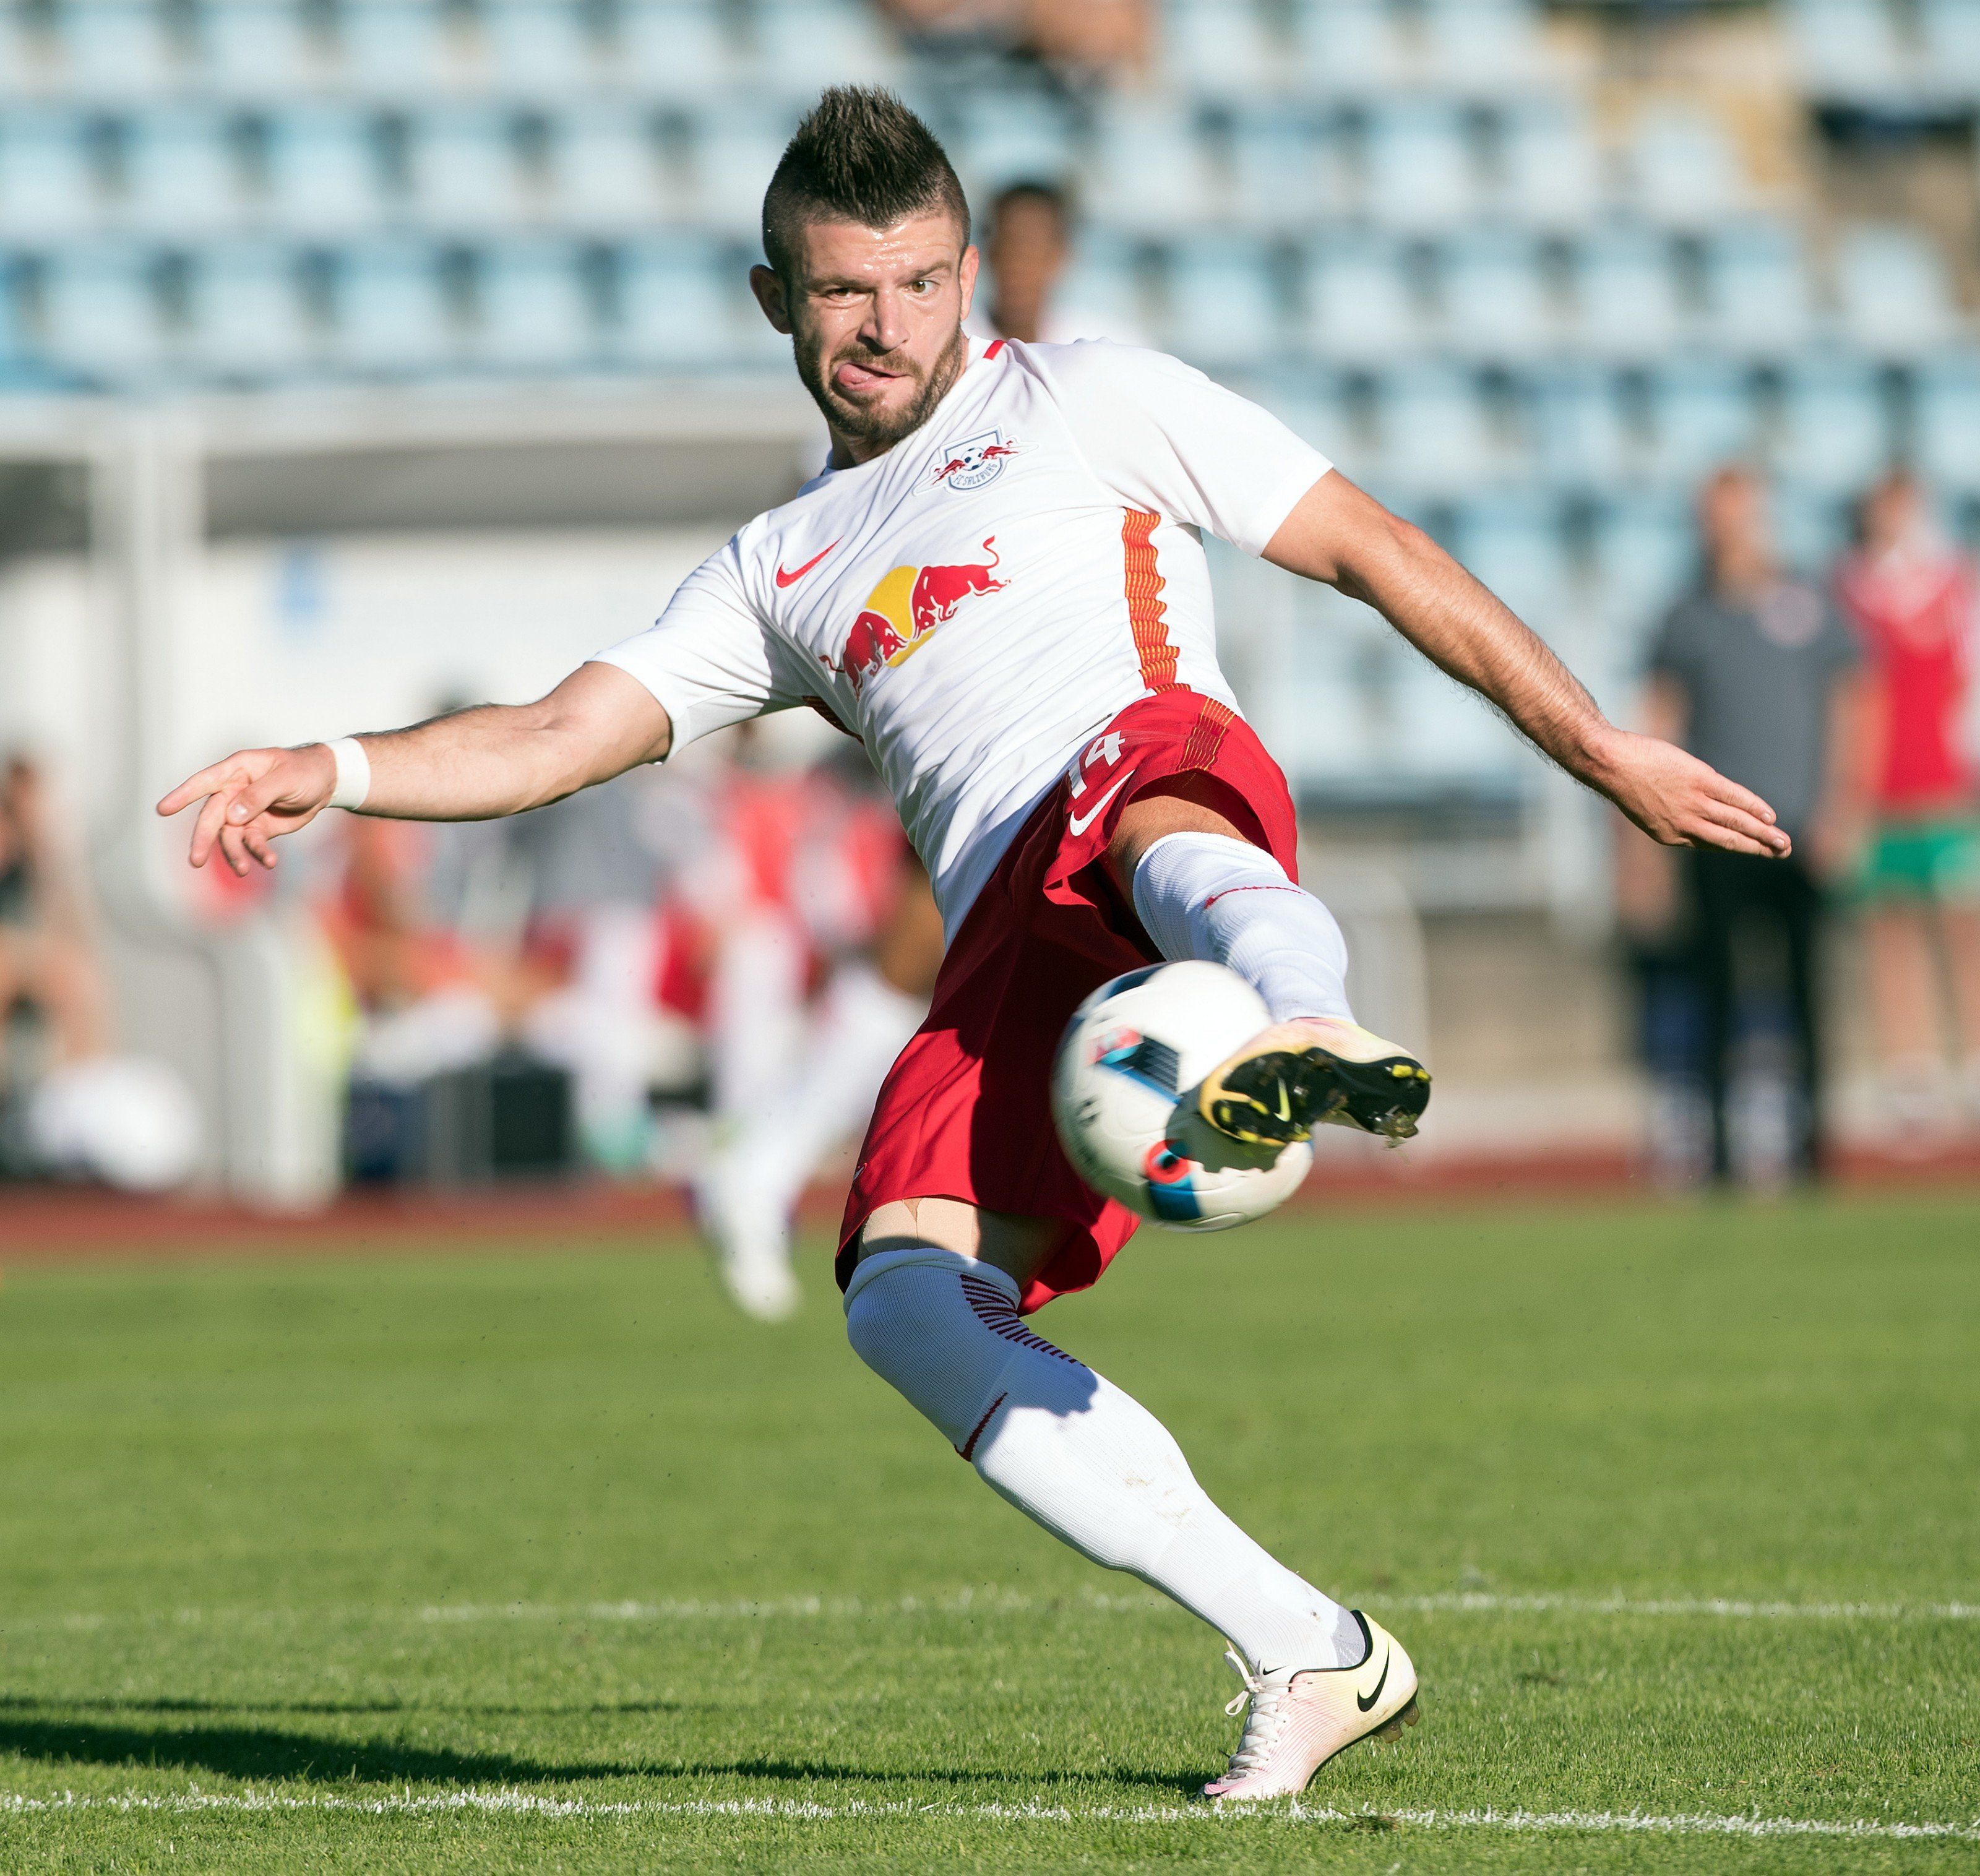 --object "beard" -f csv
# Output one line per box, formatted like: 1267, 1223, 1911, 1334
796, 324, 969, 452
